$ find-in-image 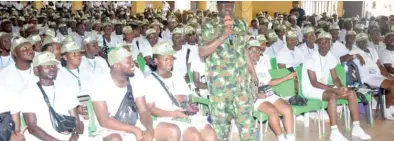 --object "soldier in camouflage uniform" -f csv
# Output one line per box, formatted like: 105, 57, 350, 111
198, 1, 258, 141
